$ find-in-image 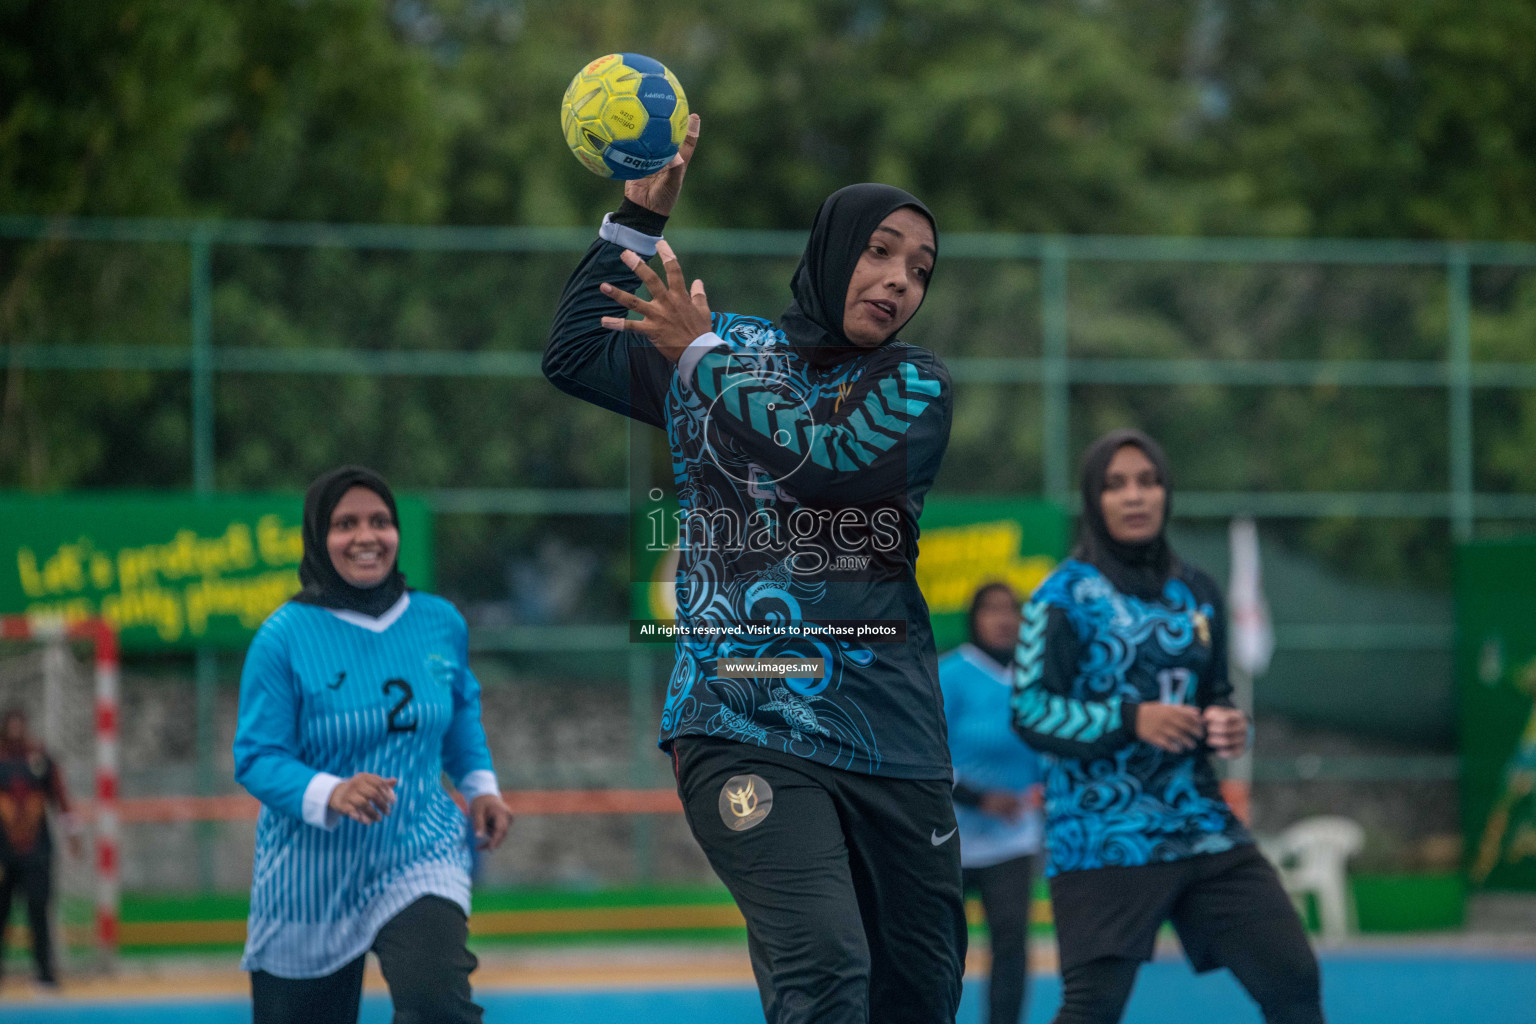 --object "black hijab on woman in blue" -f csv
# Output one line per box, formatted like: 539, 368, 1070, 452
782, 183, 938, 370
1074, 429, 1176, 601
291, 465, 409, 617
967, 581, 1020, 669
